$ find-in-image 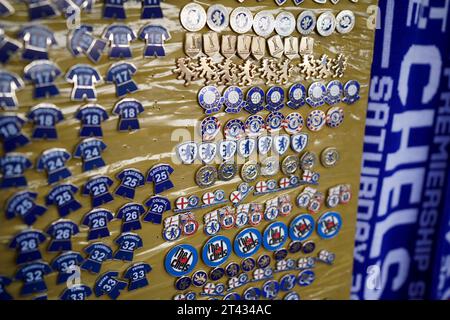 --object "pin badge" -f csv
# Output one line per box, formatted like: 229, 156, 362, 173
225, 263, 241, 278
147, 164, 175, 194
325, 80, 343, 105
297, 11, 316, 35
245, 115, 265, 137
281, 155, 299, 175
266, 111, 285, 133
201, 116, 221, 141
297, 270, 315, 287
230, 7, 254, 34
288, 241, 303, 254
262, 280, 280, 300
199, 86, 223, 114
317, 250, 336, 265
257, 255, 271, 269
316, 12, 336, 37
106, 62, 139, 97
218, 162, 238, 181
343, 80, 361, 104
69, 25, 107, 63
207, 4, 229, 33
267, 35, 284, 58
289, 214, 315, 241
241, 257, 257, 273
202, 235, 232, 267
0, 153, 32, 189
243, 287, 261, 300
283, 113, 303, 134
273, 135, 291, 155
165, 244, 198, 277
245, 87, 265, 114
274, 249, 288, 262
210, 267, 225, 281
287, 84, 306, 109
306, 82, 326, 108
234, 228, 262, 258
192, 270, 208, 287
199, 142, 218, 164
24, 60, 61, 99
263, 222, 288, 251
238, 137, 257, 158
306, 110, 326, 132
275, 12, 296, 37
300, 151, 317, 170
196, 165, 218, 188
224, 119, 245, 140
317, 211, 342, 239
180, 3, 207, 32
258, 135, 273, 155
291, 133, 309, 153
219, 140, 237, 161
280, 274, 297, 291
321, 147, 340, 168
284, 36, 299, 60
203, 32, 220, 57
336, 10, 356, 34
253, 11, 275, 38
284, 292, 300, 300
222, 35, 237, 58
224, 292, 241, 300
241, 161, 260, 183
251, 36, 266, 61
0, 71, 24, 110
326, 107, 345, 128
266, 87, 285, 112
224, 86, 245, 114
237, 35, 252, 60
